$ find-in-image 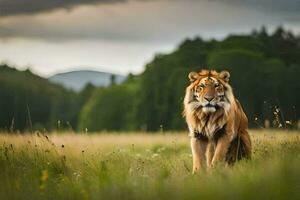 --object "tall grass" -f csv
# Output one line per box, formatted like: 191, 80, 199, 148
0, 130, 299, 200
